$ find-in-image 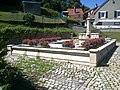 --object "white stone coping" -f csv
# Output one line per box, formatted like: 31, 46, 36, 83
11, 45, 89, 54
89, 39, 116, 53
79, 33, 99, 35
